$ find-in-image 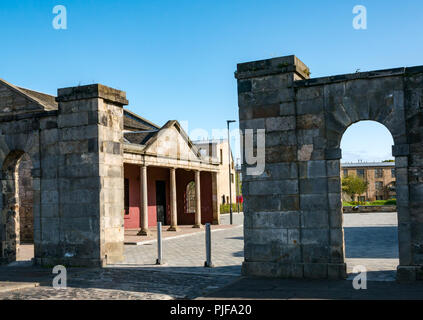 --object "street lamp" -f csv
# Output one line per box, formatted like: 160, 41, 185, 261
227, 120, 236, 225
236, 157, 240, 214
